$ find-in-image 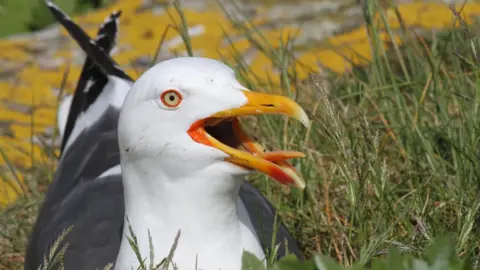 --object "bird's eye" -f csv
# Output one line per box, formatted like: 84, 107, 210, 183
160, 89, 183, 108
